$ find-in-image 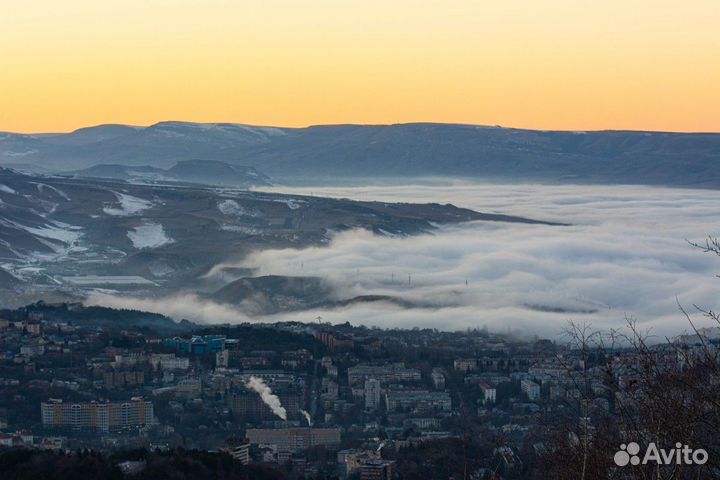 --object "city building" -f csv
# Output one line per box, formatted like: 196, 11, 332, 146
454, 358, 478, 372
521, 379, 541, 401
348, 363, 421, 386
103, 370, 144, 388
246, 427, 341, 451
479, 383, 497, 403
364, 378, 381, 411
228, 441, 250, 465
315, 331, 354, 351
150, 353, 190, 371
41, 398, 154, 433
385, 389, 451, 412
361, 459, 395, 480
229, 388, 301, 421
431, 368, 445, 389
165, 335, 226, 354
337, 449, 380, 478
